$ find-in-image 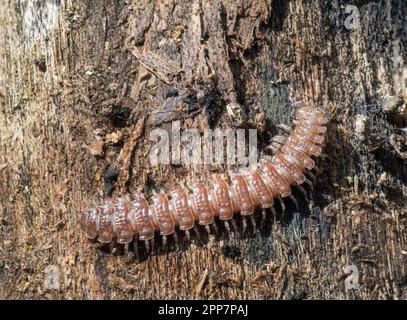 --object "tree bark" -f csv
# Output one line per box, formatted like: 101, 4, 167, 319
1, 0, 406, 299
